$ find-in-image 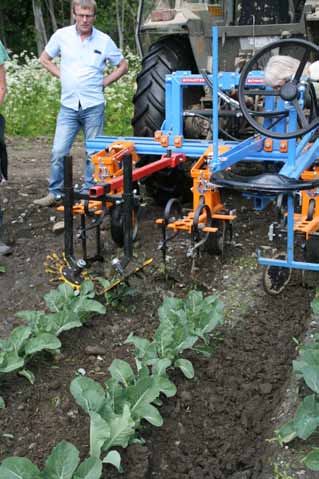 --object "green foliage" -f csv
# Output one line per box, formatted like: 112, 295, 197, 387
96, 276, 137, 309
127, 290, 224, 377
3, 52, 61, 136
0, 289, 223, 476
70, 358, 169, 467
17, 282, 105, 336
2, 51, 140, 137
1, 1, 36, 55
104, 51, 141, 137
102, 450, 122, 471
0, 281, 105, 381
276, 343, 319, 444
282, 395, 319, 442
2, 0, 139, 55
293, 342, 319, 393
96, 0, 139, 51
0, 441, 102, 479
70, 290, 223, 469
311, 292, 319, 316
276, 295, 319, 473
302, 448, 319, 471
273, 463, 294, 479
70, 376, 106, 414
